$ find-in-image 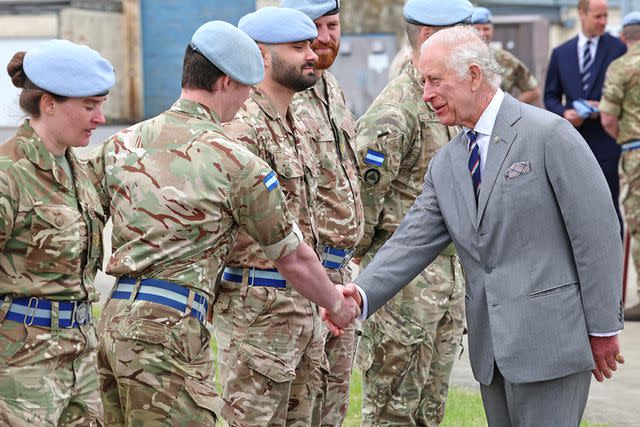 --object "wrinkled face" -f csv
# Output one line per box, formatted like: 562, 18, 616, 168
580, 0, 608, 38
420, 43, 473, 127
312, 14, 341, 70
474, 23, 493, 42
51, 96, 107, 148
269, 41, 319, 92
220, 79, 251, 122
